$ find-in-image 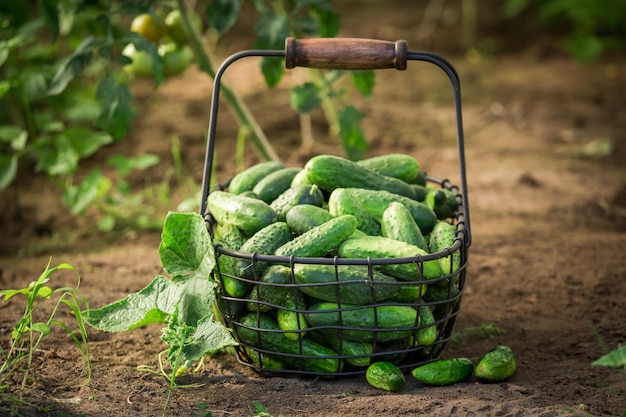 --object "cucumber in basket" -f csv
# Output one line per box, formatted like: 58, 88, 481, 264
207, 190, 277, 236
